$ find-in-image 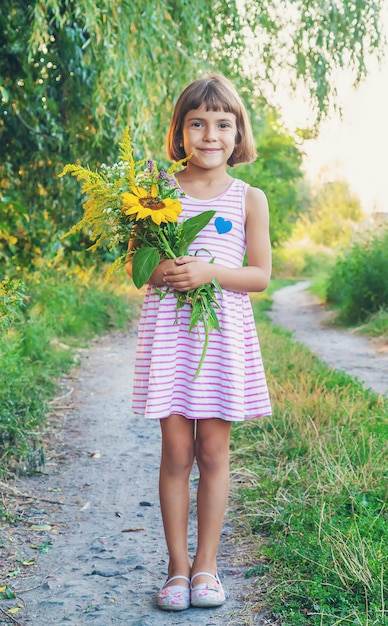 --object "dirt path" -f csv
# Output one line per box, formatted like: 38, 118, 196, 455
1, 328, 273, 626
2, 283, 386, 626
269, 281, 388, 396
